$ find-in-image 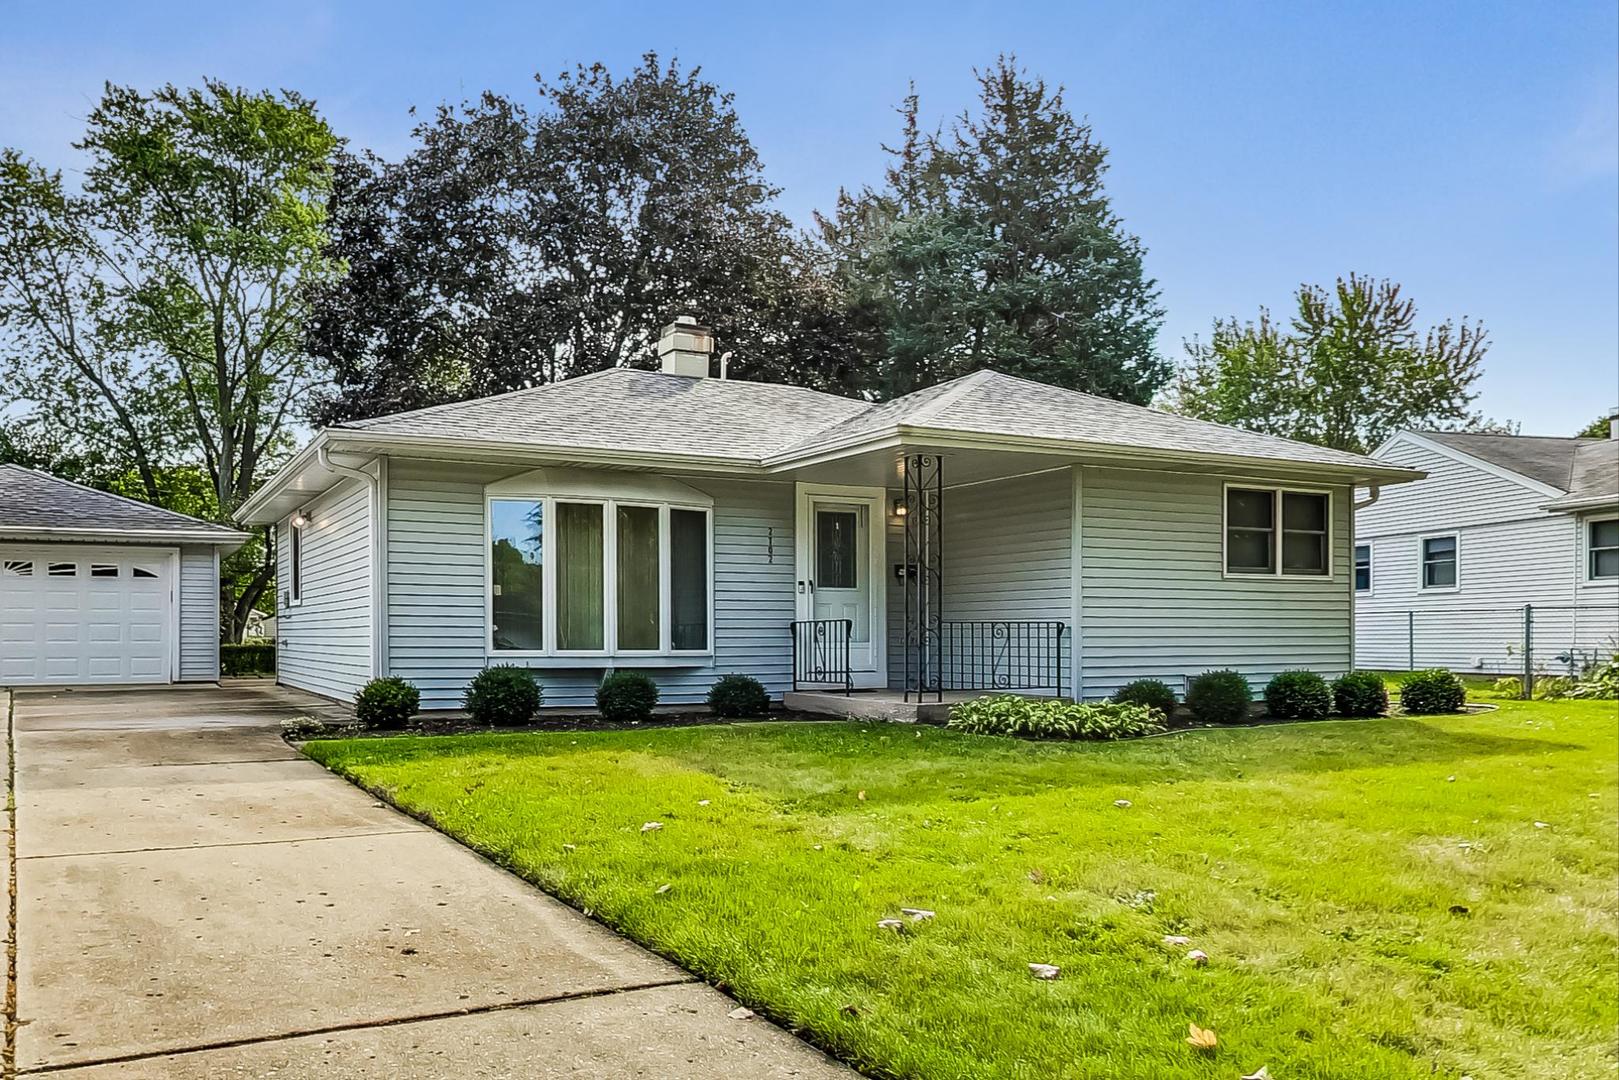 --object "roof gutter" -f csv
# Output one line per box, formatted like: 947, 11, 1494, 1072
0, 525, 251, 546
763, 424, 1426, 486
